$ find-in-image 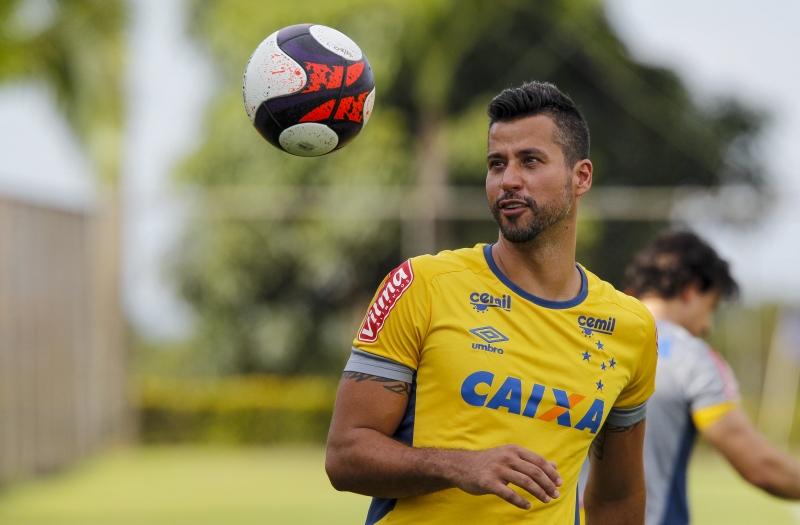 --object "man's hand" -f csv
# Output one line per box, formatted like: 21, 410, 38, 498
326, 372, 562, 509
449, 444, 562, 509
